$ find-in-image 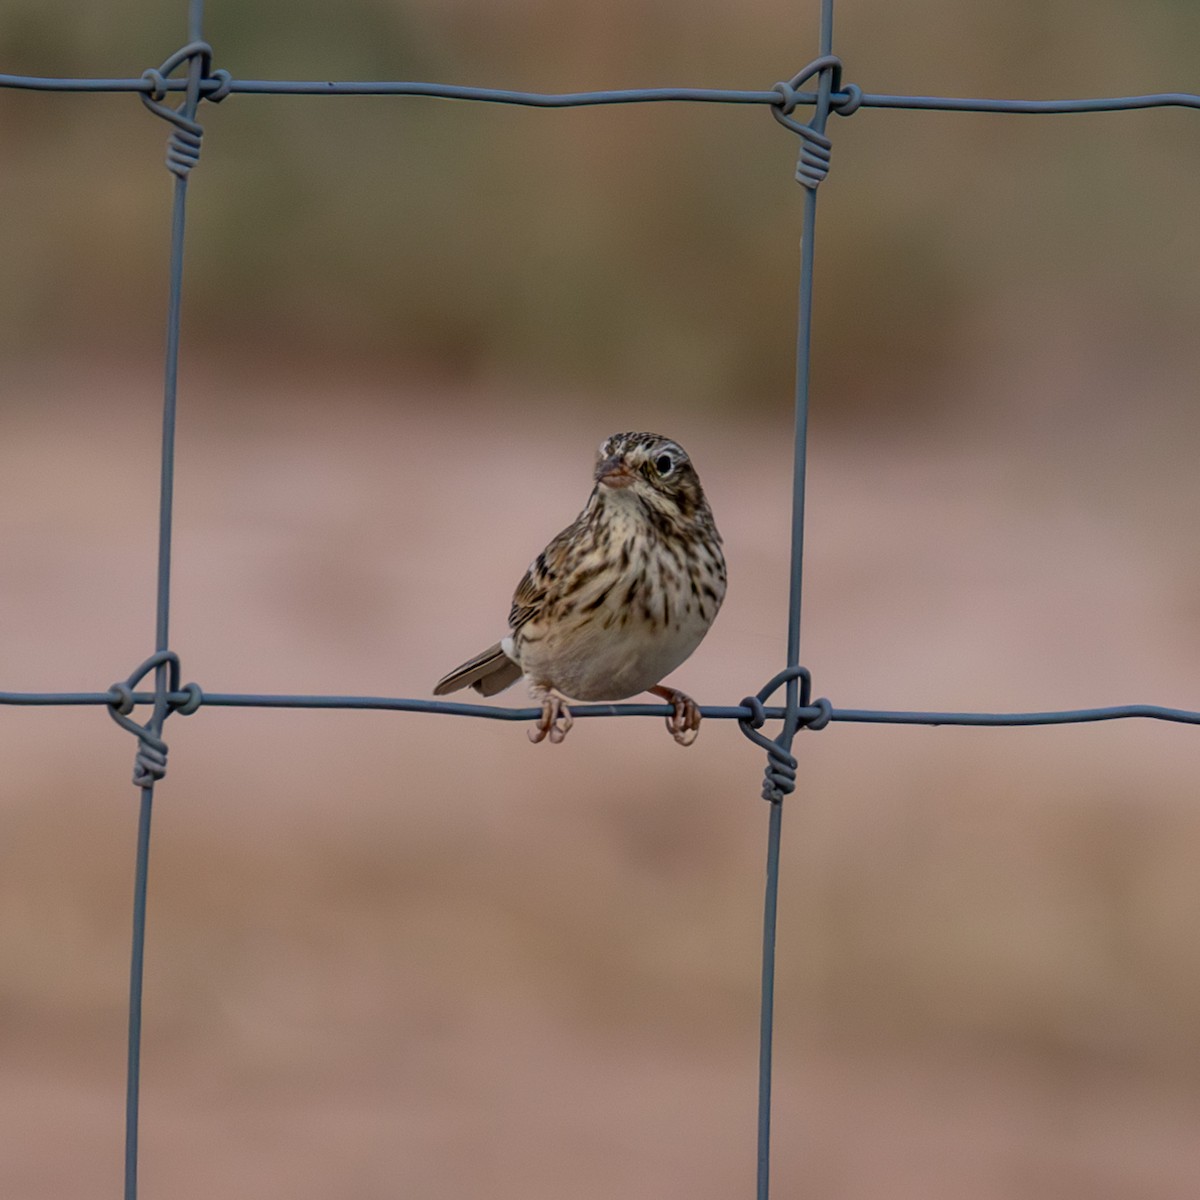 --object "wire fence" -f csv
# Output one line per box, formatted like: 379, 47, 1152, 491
3, 0, 1200, 1197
